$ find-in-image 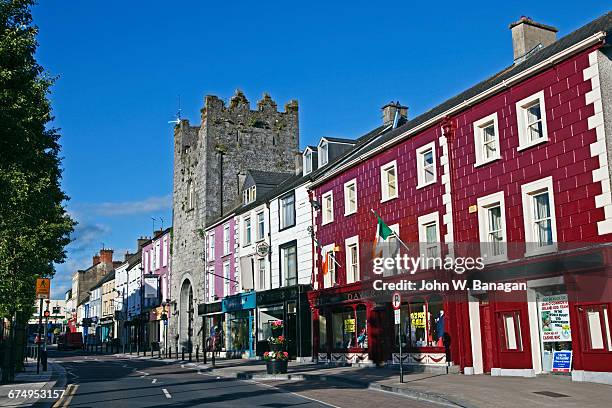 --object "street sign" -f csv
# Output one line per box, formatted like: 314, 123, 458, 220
392, 292, 401, 310
394, 309, 400, 325
36, 278, 50, 299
